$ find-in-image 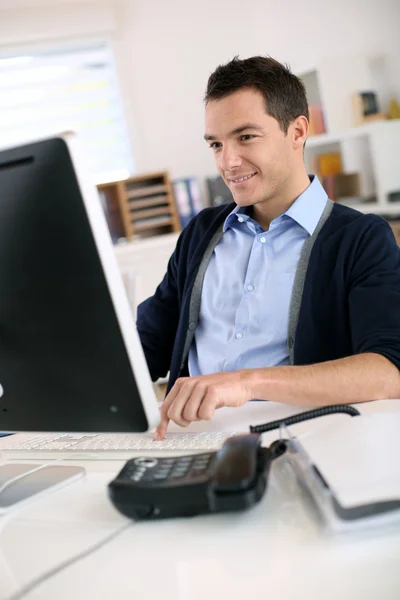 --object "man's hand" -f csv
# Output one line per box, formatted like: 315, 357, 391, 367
154, 352, 400, 440
154, 370, 253, 440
